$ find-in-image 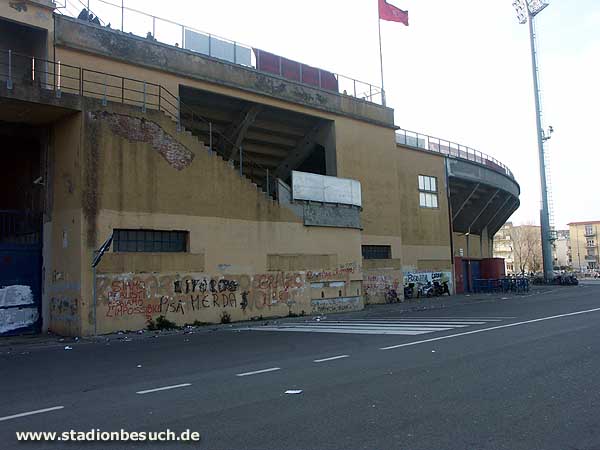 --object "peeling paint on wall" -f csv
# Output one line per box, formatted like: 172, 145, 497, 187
0, 285, 37, 333
90, 111, 194, 170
